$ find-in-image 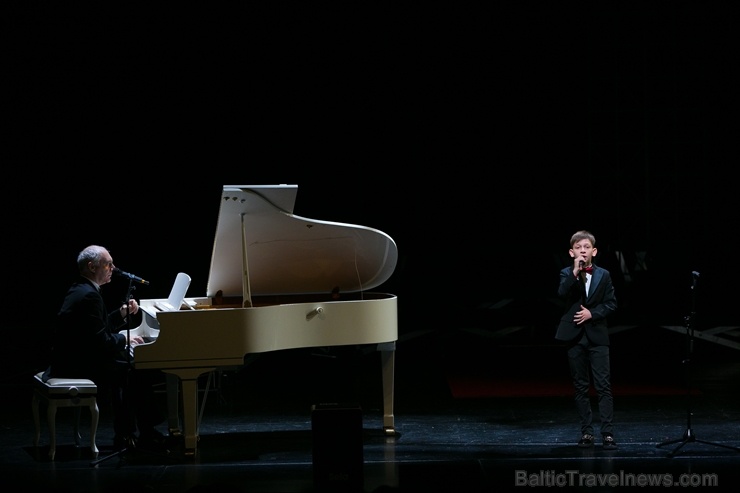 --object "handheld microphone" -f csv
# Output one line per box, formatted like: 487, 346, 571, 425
114, 268, 150, 285
579, 260, 584, 269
